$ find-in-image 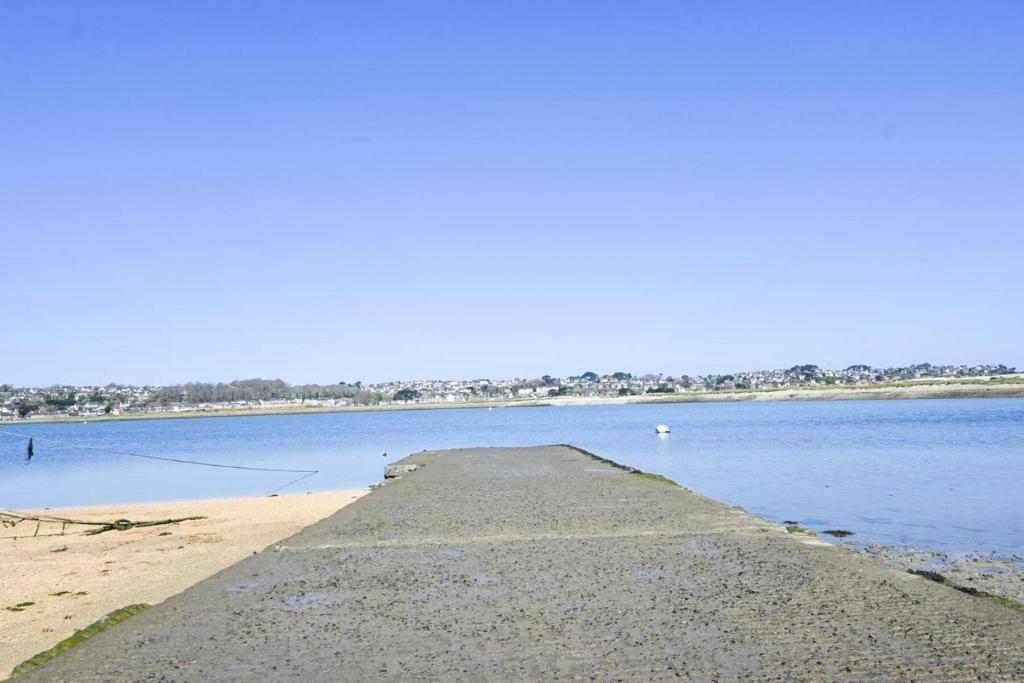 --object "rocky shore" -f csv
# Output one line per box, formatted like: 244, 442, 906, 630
852, 542, 1024, 607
